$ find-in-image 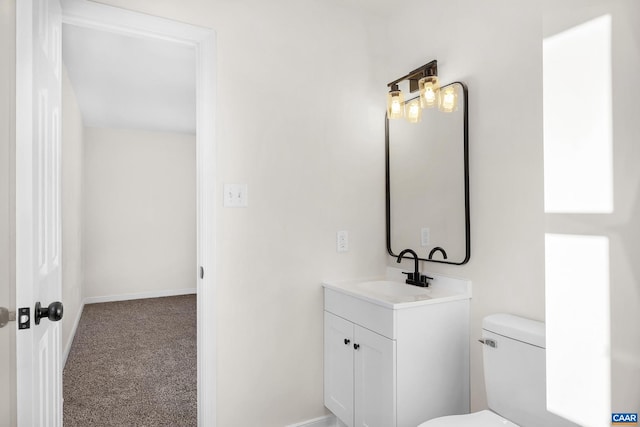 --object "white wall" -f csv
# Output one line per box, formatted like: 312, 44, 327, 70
542, 0, 640, 415
0, 0, 16, 424
383, 0, 640, 416
381, 0, 545, 411
61, 65, 84, 356
209, 4, 385, 424
86, 0, 639, 423
92, 0, 536, 423
83, 127, 196, 300
92, 1, 389, 424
